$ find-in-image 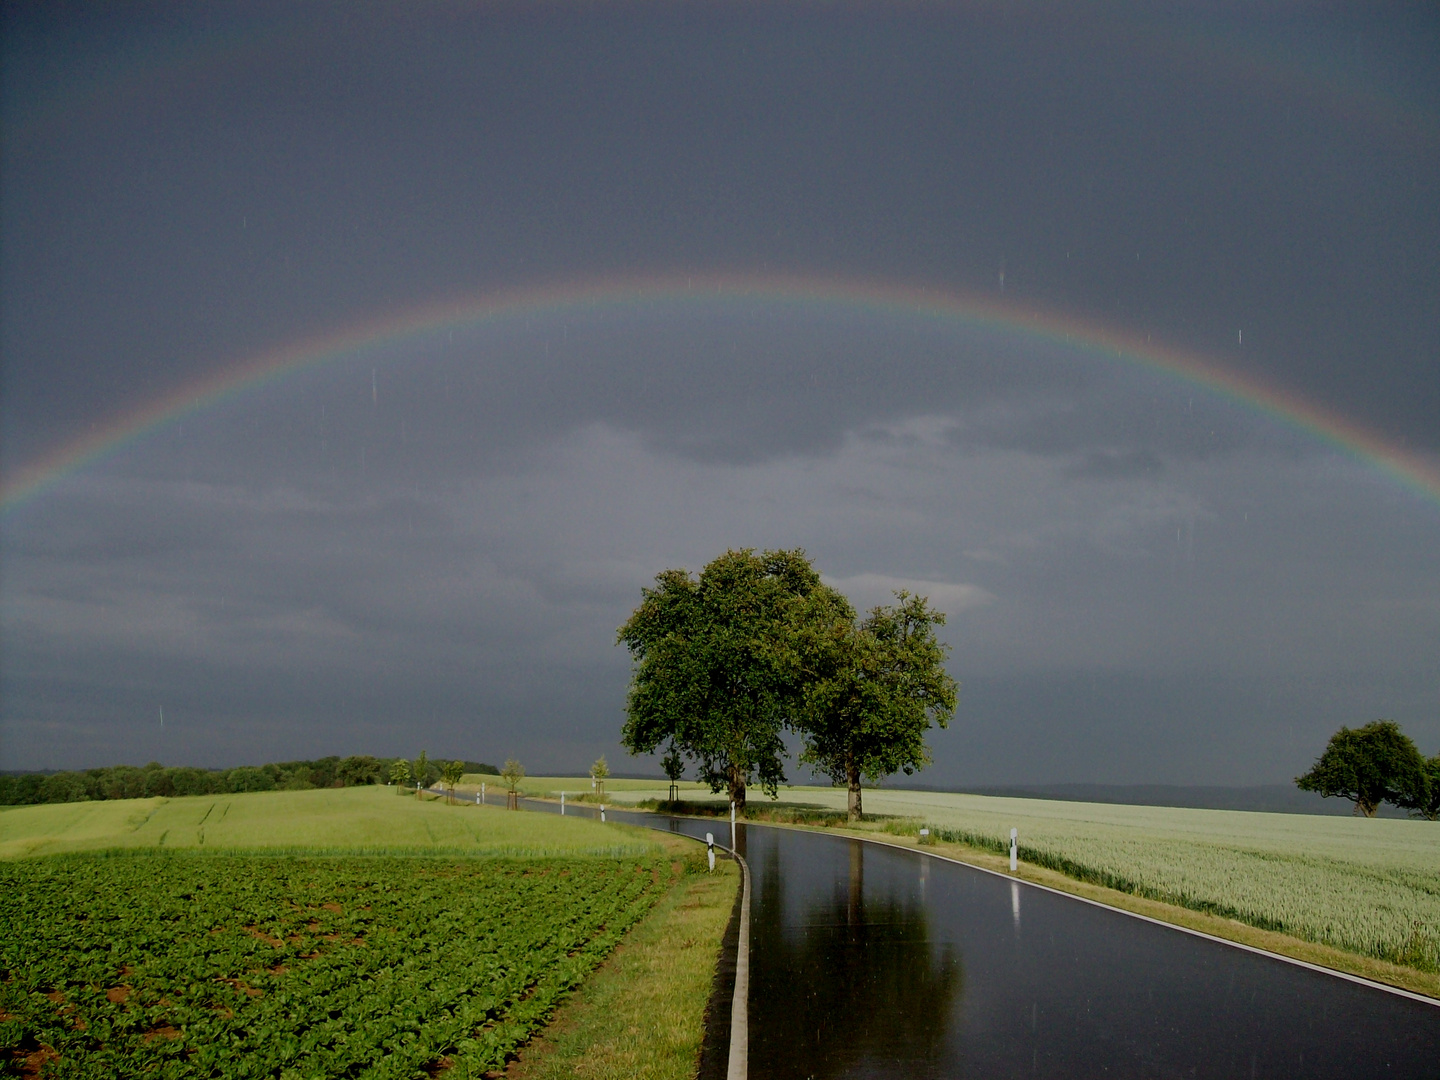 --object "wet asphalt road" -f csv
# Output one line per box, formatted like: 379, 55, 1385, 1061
522, 799, 1440, 1078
